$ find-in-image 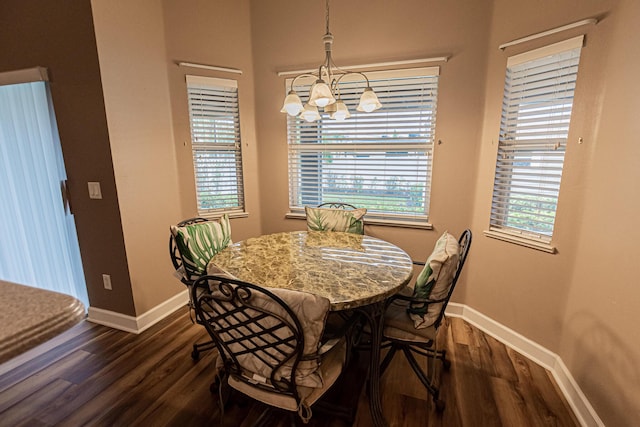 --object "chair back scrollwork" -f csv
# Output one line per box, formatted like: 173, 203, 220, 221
192, 276, 305, 399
